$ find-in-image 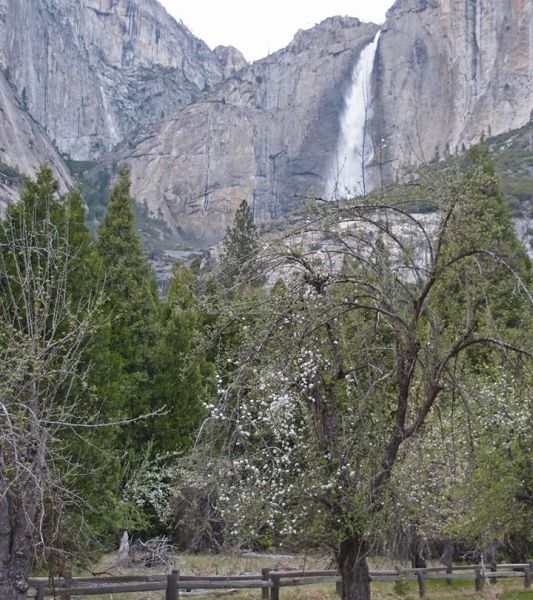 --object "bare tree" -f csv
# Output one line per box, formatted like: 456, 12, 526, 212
0, 172, 101, 600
